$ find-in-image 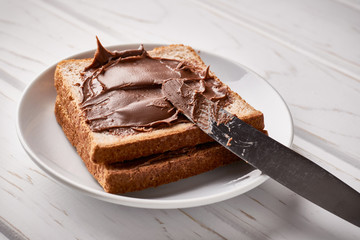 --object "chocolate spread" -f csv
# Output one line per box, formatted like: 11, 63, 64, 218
162, 77, 232, 135
80, 38, 230, 134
